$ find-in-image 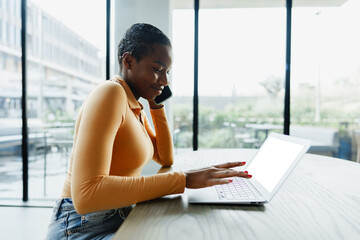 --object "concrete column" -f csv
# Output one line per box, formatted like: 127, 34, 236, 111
114, 0, 171, 74
113, 0, 173, 131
